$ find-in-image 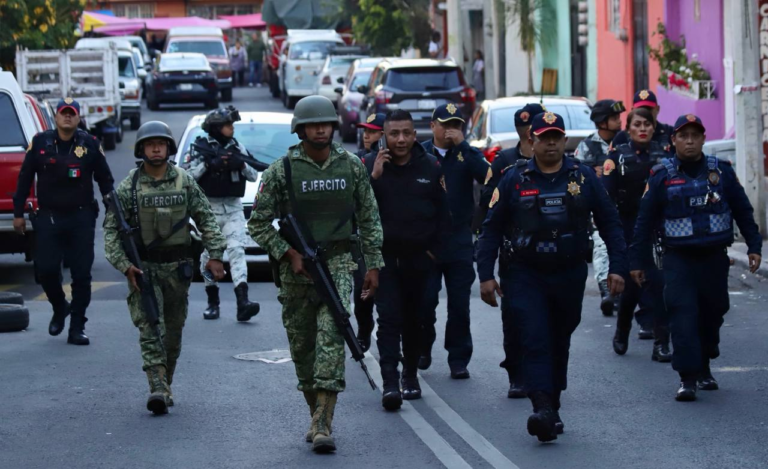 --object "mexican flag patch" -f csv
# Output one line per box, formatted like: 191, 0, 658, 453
68, 168, 81, 178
